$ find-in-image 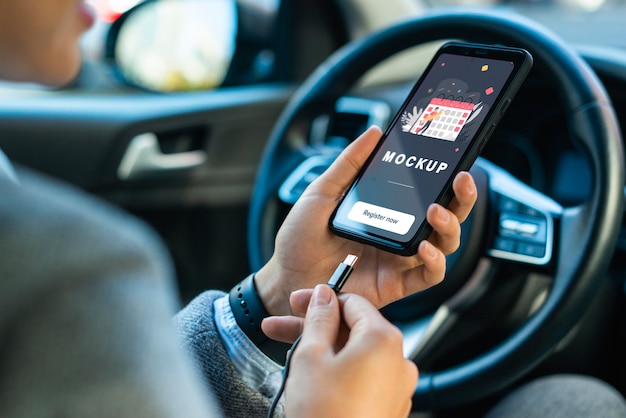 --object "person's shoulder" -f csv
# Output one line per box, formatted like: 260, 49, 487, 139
3, 166, 165, 255
0, 165, 174, 304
